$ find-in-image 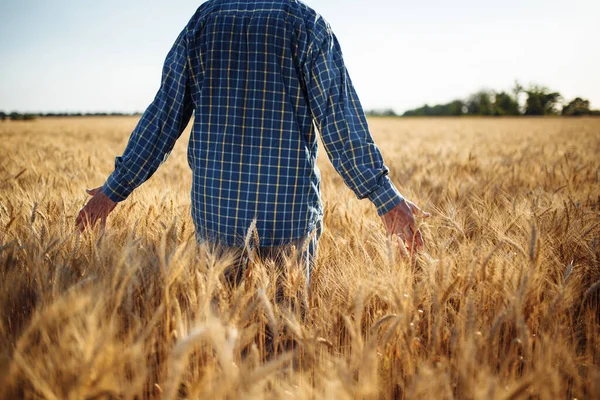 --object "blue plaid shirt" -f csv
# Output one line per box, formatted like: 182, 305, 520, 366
103, 0, 404, 247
